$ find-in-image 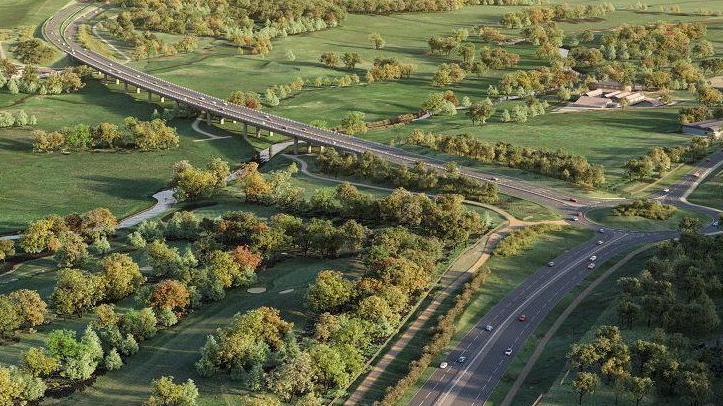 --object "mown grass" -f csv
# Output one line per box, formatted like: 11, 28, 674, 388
586, 205, 711, 232
688, 166, 723, 211
0, 81, 257, 234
